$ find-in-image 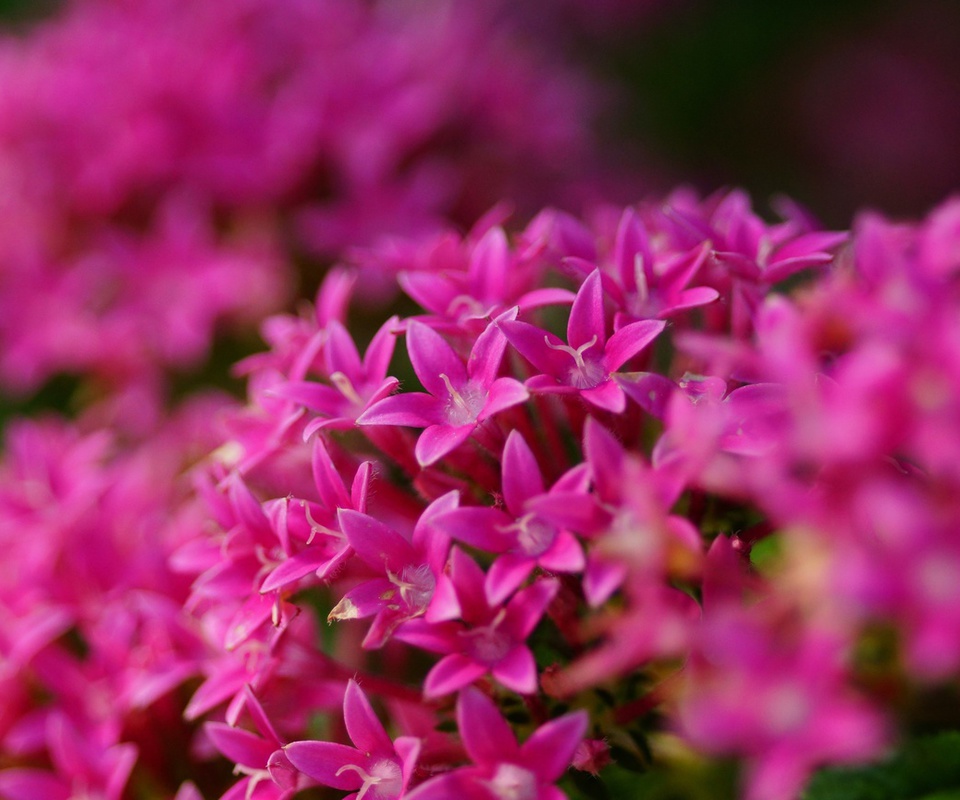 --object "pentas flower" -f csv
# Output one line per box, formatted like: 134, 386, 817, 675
406, 686, 587, 800
396, 224, 575, 331
285, 680, 420, 800
501, 269, 665, 413
677, 598, 887, 800
327, 491, 458, 649
178, 191, 939, 800
205, 685, 319, 800
358, 317, 528, 467
275, 316, 401, 436
564, 207, 719, 324
395, 549, 558, 697
434, 429, 586, 605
